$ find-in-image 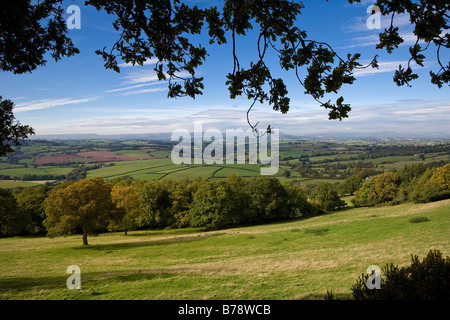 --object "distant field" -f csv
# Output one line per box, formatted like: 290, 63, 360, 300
0, 199, 448, 300
85, 159, 272, 181
114, 150, 153, 158
2, 139, 449, 189
0, 166, 73, 177
0, 180, 43, 188
86, 159, 175, 178
161, 165, 221, 180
